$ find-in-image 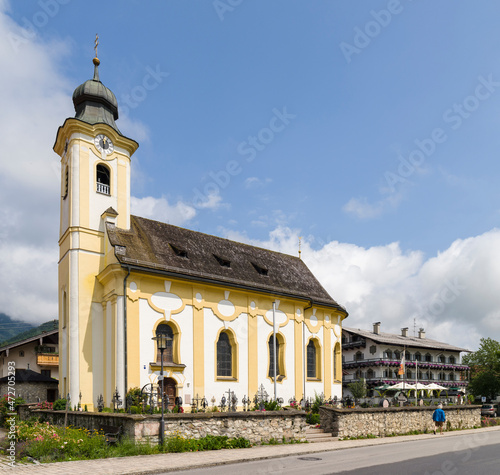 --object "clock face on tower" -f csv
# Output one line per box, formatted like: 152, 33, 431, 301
94, 134, 114, 155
